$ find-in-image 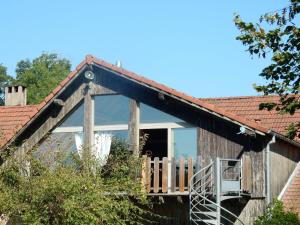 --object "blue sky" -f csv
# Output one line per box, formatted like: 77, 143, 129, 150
0, 0, 290, 98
